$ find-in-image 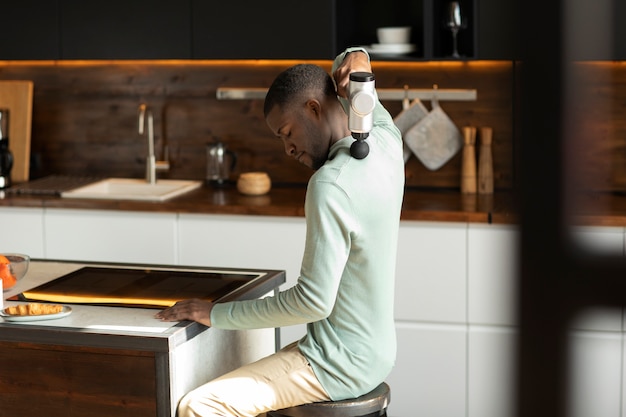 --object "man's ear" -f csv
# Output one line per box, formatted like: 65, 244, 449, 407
306, 99, 322, 119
